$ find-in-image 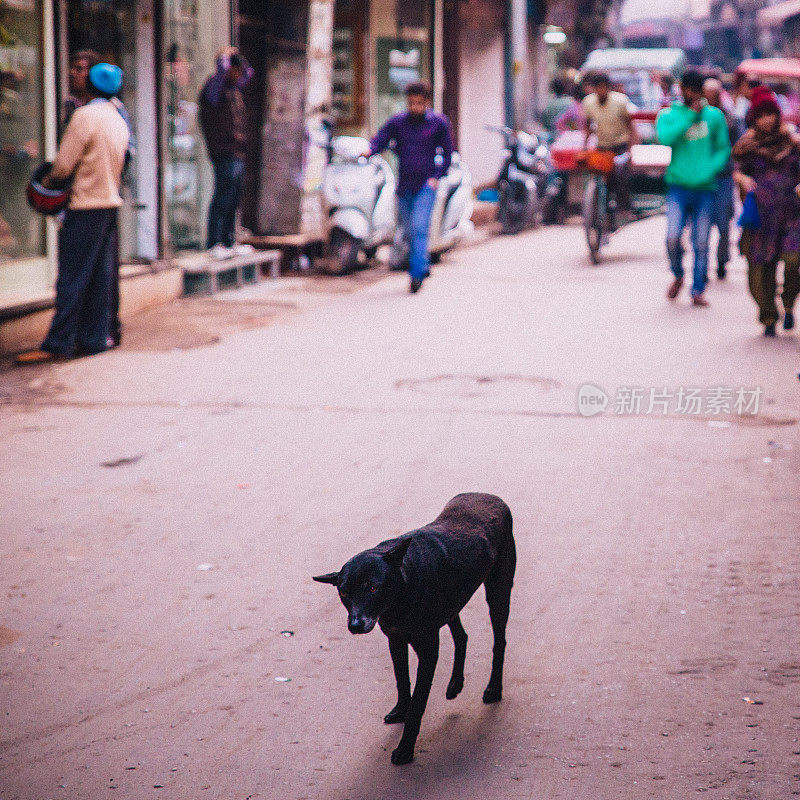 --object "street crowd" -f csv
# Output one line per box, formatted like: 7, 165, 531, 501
551, 66, 800, 336
14, 48, 800, 365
